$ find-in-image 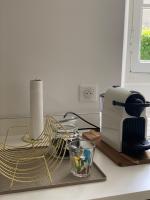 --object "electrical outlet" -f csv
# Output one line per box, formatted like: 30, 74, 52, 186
79, 85, 97, 102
